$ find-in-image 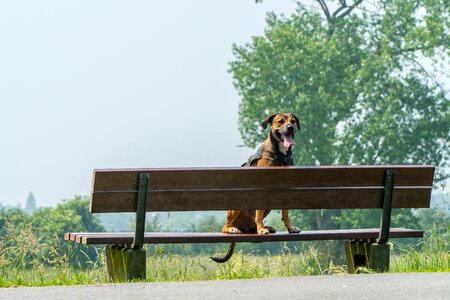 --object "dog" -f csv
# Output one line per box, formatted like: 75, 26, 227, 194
211, 113, 301, 263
